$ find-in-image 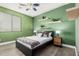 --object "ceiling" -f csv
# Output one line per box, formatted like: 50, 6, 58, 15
0, 3, 67, 17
